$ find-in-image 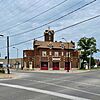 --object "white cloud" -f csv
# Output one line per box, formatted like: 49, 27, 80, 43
0, 0, 100, 58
